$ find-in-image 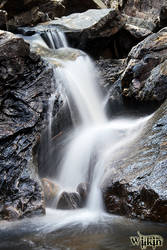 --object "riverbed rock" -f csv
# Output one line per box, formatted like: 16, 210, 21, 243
18, 9, 126, 59
0, 10, 7, 30
64, 0, 107, 16
102, 98, 167, 222
103, 0, 167, 32
123, 14, 155, 39
18, 7, 155, 60
0, 0, 108, 28
96, 58, 126, 88
1, 0, 66, 27
123, 0, 167, 22
41, 178, 59, 206
121, 28, 167, 104
160, 6, 167, 28
57, 191, 81, 209
0, 30, 62, 220
77, 183, 89, 206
